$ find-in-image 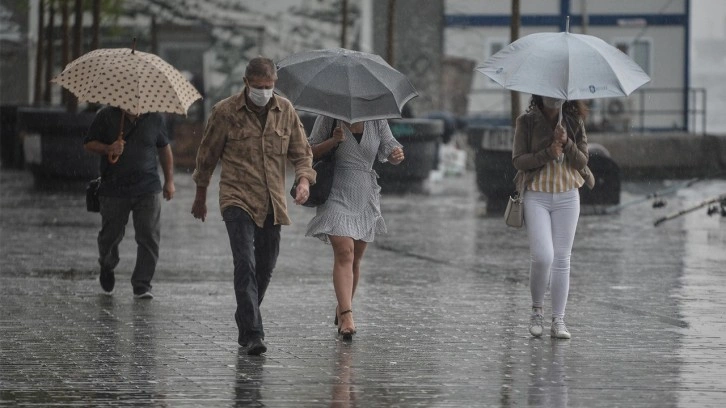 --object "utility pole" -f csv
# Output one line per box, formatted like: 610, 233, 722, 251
386, 0, 396, 65
341, 0, 348, 48
91, 0, 100, 50
33, 0, 44, 105
61, 0, 70, 106
43, 0, 55, 104
69, 0, 82, 112
510, 0, 520, 126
